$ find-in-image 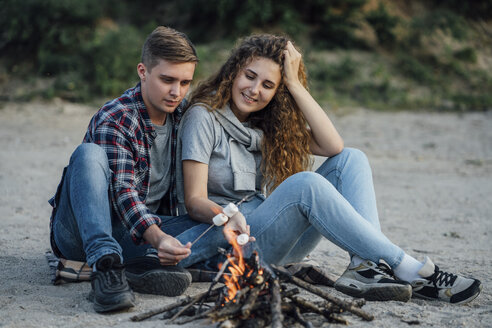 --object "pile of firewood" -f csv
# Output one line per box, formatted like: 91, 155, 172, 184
131, 249, 374, 327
